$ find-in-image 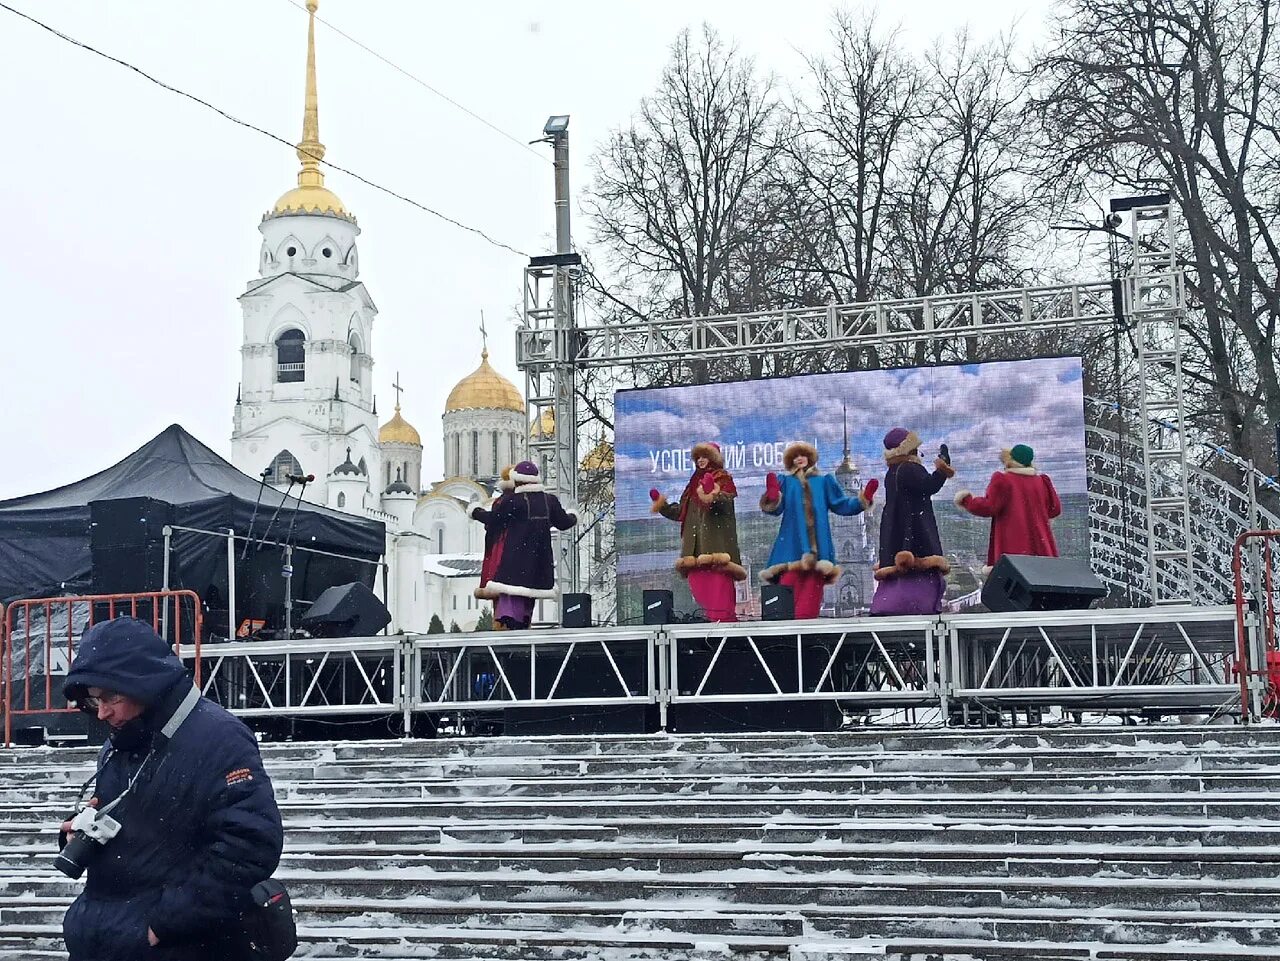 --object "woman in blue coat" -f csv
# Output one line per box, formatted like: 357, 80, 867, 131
760, 442, 876, 619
